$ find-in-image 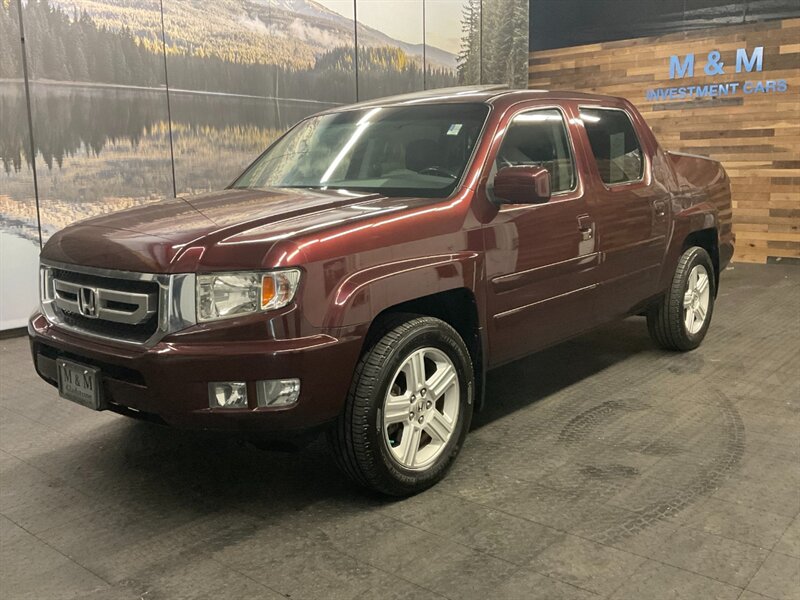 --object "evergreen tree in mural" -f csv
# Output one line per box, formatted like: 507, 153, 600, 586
457, 0, 530, 89
484, 0, 529, 88
2, 1, 458, 101
0, 1, 22, 80
318, 45, 457, 99
457, 0, 482, 85
0, 2, 29, 176
2, 0, 164, 86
